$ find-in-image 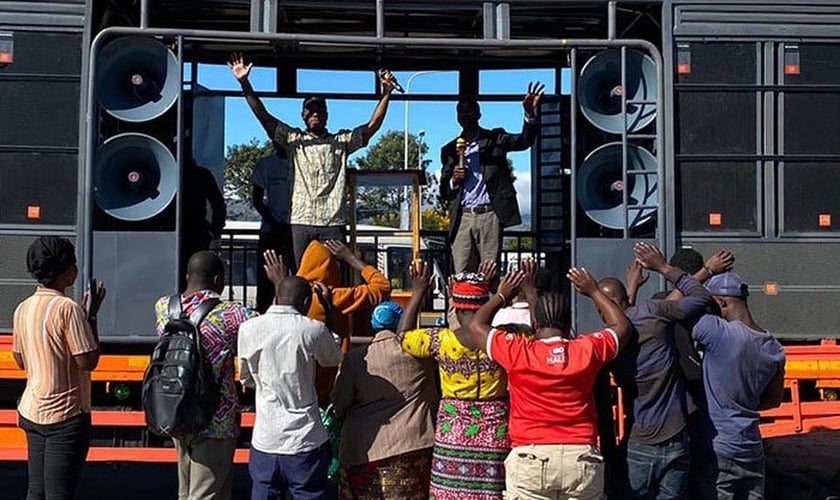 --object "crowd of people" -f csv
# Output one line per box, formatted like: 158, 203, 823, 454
11, 235, 786, 500
9, 54, 785, 500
